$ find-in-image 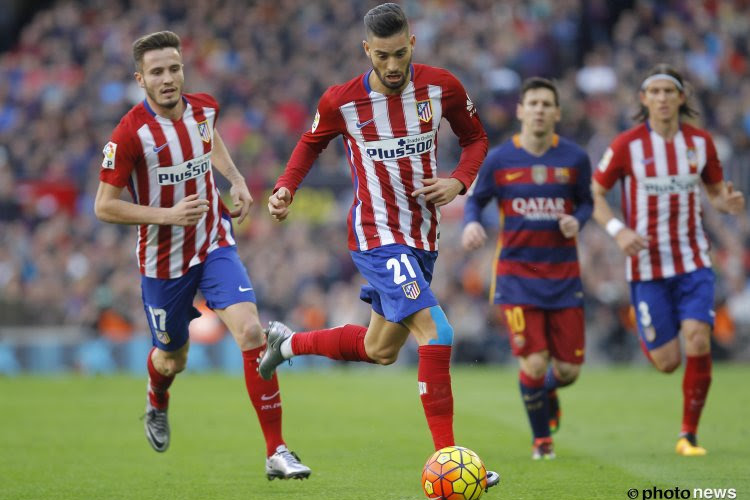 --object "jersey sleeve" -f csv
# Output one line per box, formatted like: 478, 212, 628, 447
700, 134, 724, 185
98, 121, 140, 188
440, 72, 488, 192
592, 135, 628, 190
275, 89, 344, 196
463, 148, 499, 225
572, 150, 593, 227
190, 92, 221, 126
